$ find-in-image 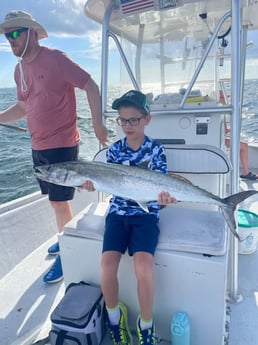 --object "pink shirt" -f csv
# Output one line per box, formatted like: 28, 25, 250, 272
15, 46, 91, 150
